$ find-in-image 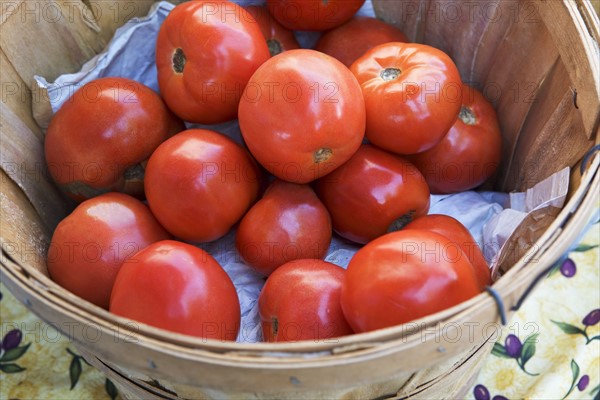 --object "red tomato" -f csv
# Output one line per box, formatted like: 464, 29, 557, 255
341, 230, 481, 333
266, 0, 365, 31
144, 129, 261, 242
236, 179, 331, 276
406, 84, 502, 193
156, 1, 270, 124
315, 144, 430, 244
245, 5, 300, 57
403, 214, 491, 289
110, 240, 240, 340
259, 259, 354, 342
238, 49, 366, 184
47, 193, 170, 309
44, 77, 174, 202
315, 16, 408, 68
350, 42, 462, 155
